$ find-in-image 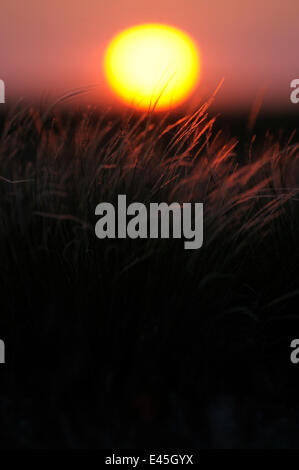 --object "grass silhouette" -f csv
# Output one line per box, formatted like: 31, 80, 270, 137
1, 97, 299, 448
